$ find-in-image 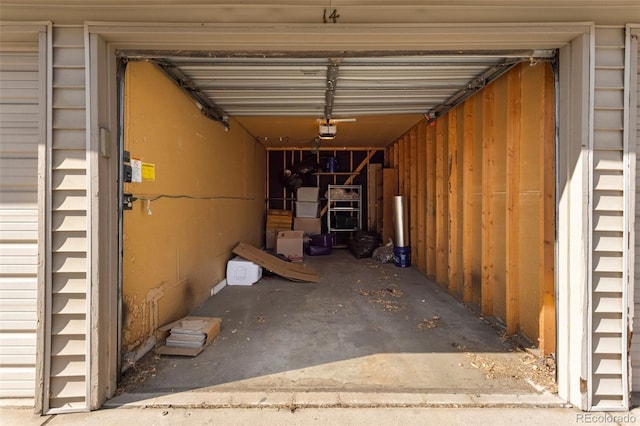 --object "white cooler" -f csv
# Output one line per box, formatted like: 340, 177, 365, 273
226, 256, 262, 286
